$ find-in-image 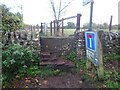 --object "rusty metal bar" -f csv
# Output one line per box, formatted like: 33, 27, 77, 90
58, 15, 77, 22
